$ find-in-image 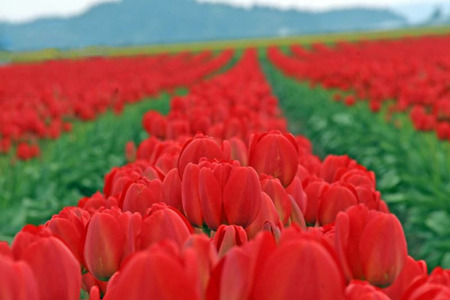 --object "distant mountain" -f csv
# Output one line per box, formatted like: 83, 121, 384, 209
390, 2, 450, 24
0, 0, 407, 51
